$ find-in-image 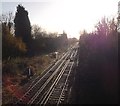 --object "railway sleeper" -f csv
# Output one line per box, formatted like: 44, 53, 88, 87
49, 99, 59, 102
60, 98, 64, 101
54, 88, 61, 91
60, 96, 65, 100
51, 94, 60, 97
